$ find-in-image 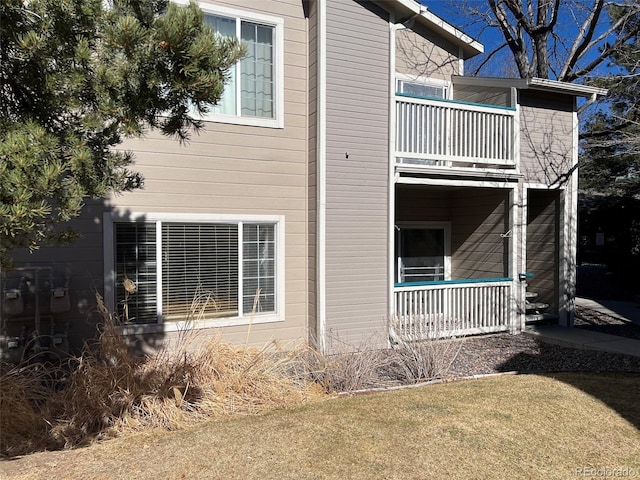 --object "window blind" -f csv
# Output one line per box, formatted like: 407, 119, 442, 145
114, 223, 158, 323
162, 223, 239, 320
